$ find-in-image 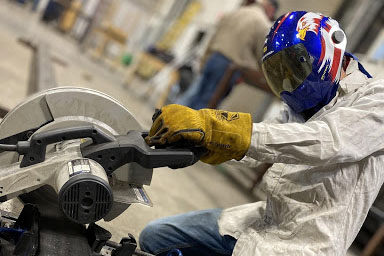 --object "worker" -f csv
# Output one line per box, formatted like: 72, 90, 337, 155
177, 0, 278, 109
140, 11, 383, 256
